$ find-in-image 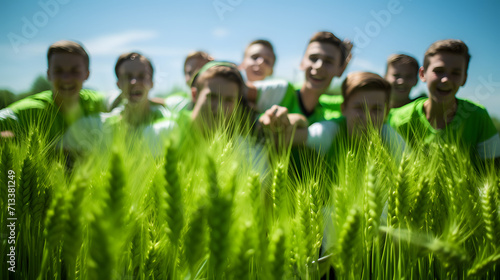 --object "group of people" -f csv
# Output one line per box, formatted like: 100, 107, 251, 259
1, 30, 499, 169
